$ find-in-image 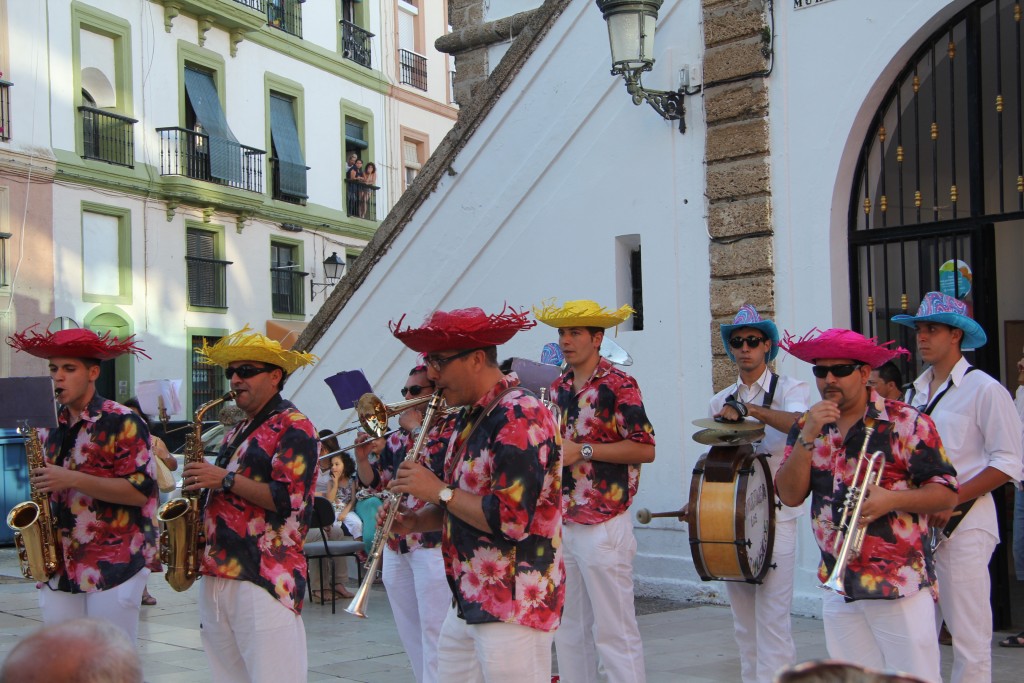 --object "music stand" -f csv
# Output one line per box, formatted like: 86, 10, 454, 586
0, 377, 58, 429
